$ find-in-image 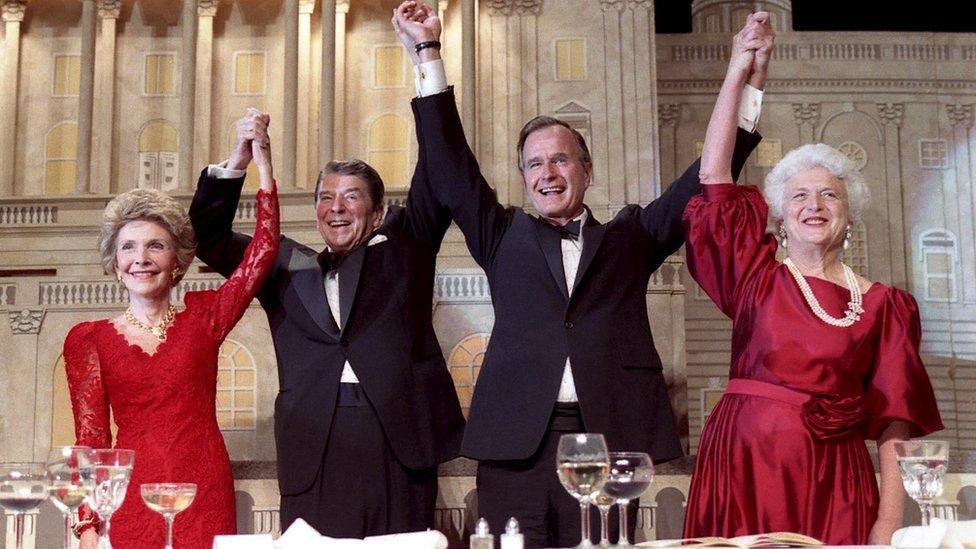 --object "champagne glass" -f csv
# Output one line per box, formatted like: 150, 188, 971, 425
0, 462, 50, 549
88, 449, 136, 549
47, 446, 94, 549
894, 439, 948, 526
141, 483, 197, 549
602, 452, 653, 547
557, 433, 610, 547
